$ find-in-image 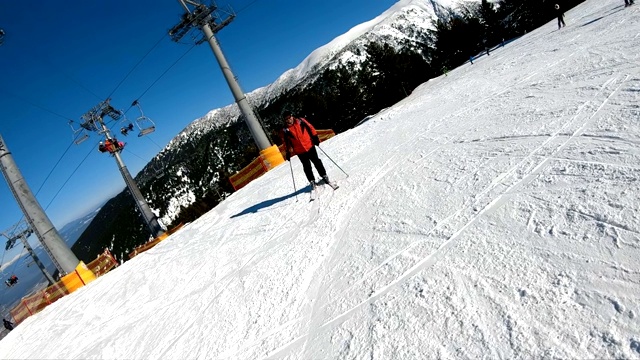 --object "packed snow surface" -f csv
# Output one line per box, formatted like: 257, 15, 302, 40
1, 0, 639, 358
